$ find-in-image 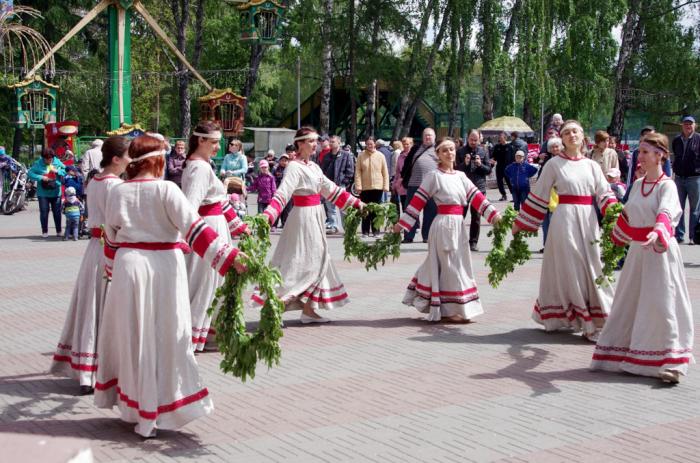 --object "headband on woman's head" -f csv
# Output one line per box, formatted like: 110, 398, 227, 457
294, 132, 318, 142
560, 121, 583, 134
131, 149, 166, 163
193, 130, 222, 140
639, 141, 668, 155
435, 139, 455, 152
